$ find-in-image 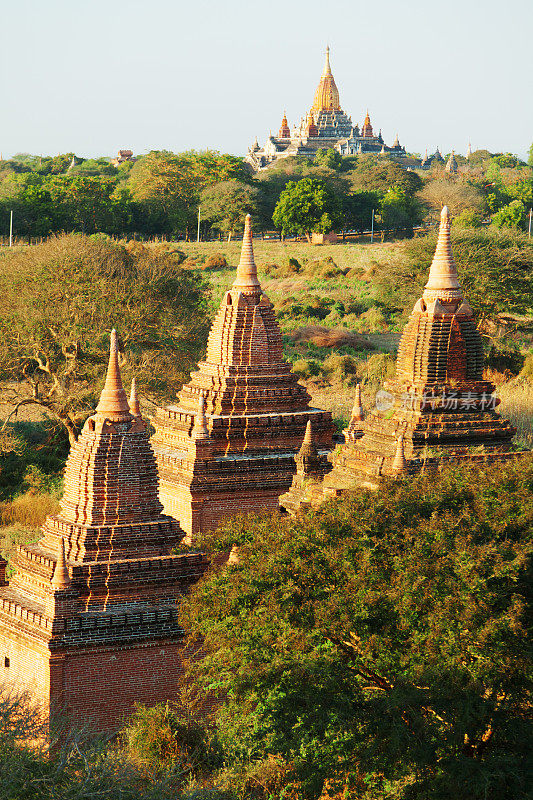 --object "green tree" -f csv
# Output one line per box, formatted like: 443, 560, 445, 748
492, 199, 527, 230
0, 235, 209, 443
182, 459, 533, 800
272, 177, 342, 241
418, 179, 486, 220
200, 180, 262, 240
128, 151, 193, 234
314, 148, 343, 171
380, 187, 424, 232
341, 190, 380, 232
345, 154, 423, 196
128, 150, 251, 237
374, 226, 533, 335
